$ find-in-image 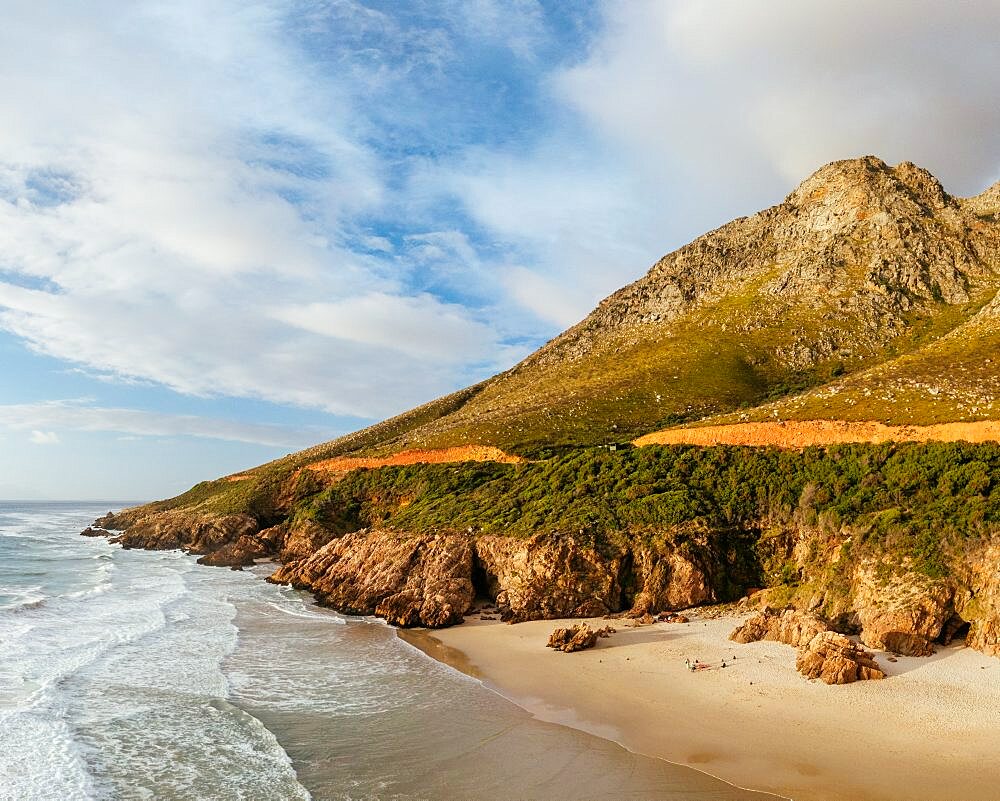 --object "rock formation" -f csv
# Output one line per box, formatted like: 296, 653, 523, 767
731, 610, 884, 684
796, 632, 885, 684
546, 623, 615, 652
269, 530, 474, 628
110, 511, 259, 556
730, 609, 829, 648
850, 564, 948, 656
474, 535, 620, 622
